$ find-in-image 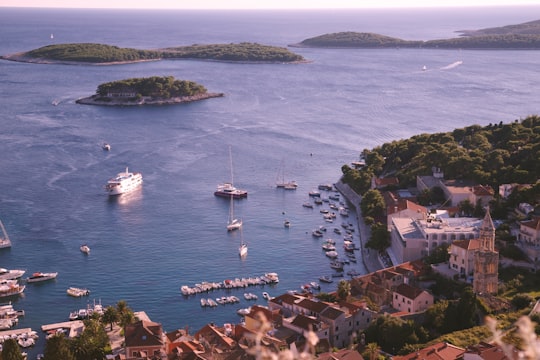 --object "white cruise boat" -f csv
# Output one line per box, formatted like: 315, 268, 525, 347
0, 268, 25, 281
0, 280, 25, 298
67, 287, 90, 297
26, 272, 58, 283
105, 167, 143, 195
